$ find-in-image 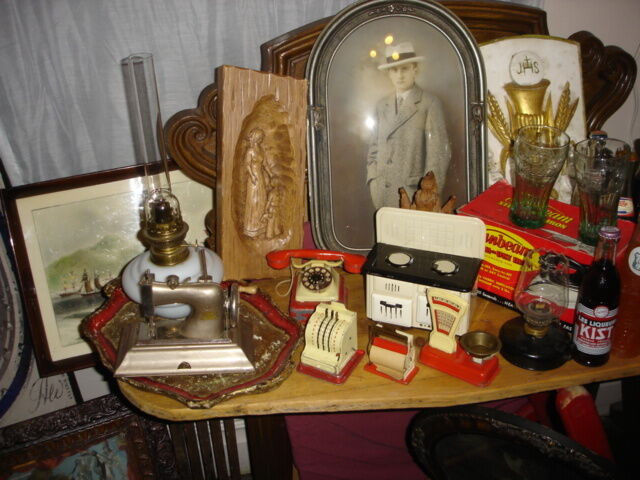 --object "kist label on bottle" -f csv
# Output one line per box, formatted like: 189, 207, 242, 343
573, 303, 617, 355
